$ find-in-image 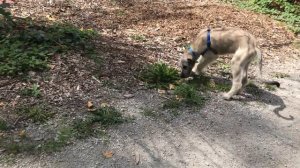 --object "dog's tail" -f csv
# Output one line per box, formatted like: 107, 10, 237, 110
255, 48, 280, 87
